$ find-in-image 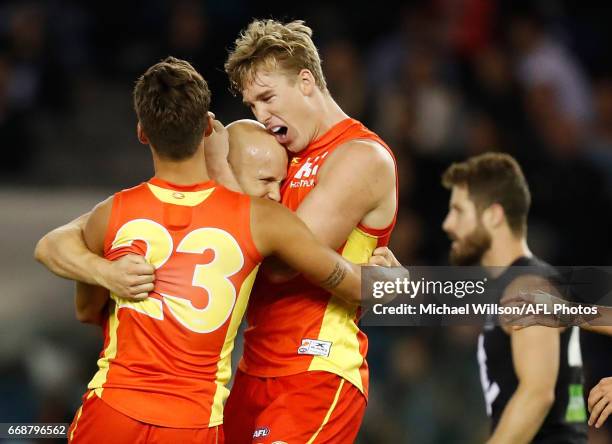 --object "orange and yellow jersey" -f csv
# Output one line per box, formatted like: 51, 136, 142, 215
240, 118, 398, 398
88, 177, 262, 428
